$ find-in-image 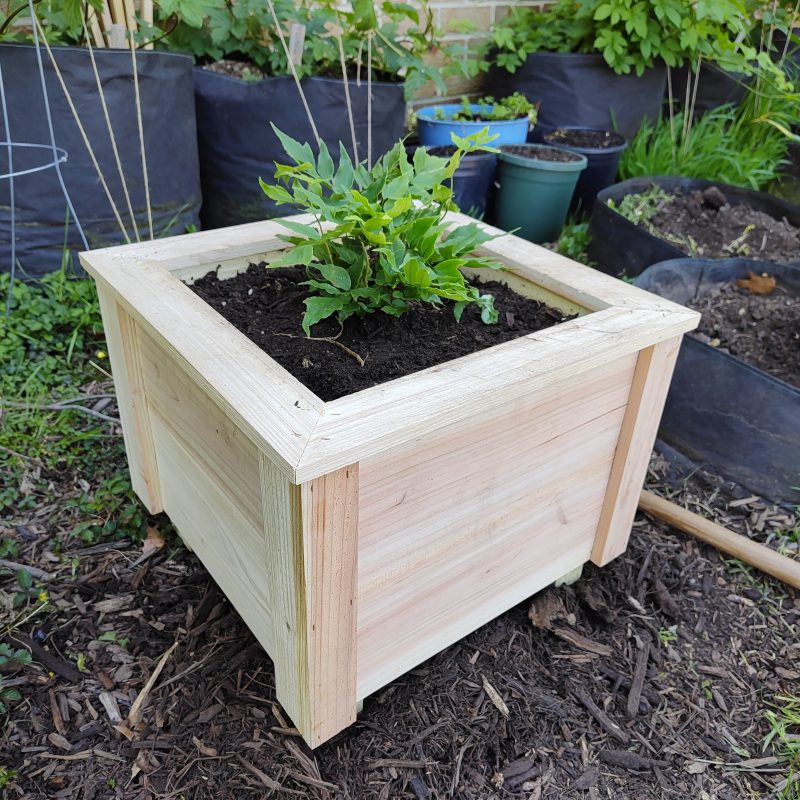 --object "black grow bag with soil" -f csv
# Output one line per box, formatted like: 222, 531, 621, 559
636, 258, 800, 506
194, 71, 406, 229
0, 44, 201, 278
588, 176, 800, 277
484, 52, 666, 140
